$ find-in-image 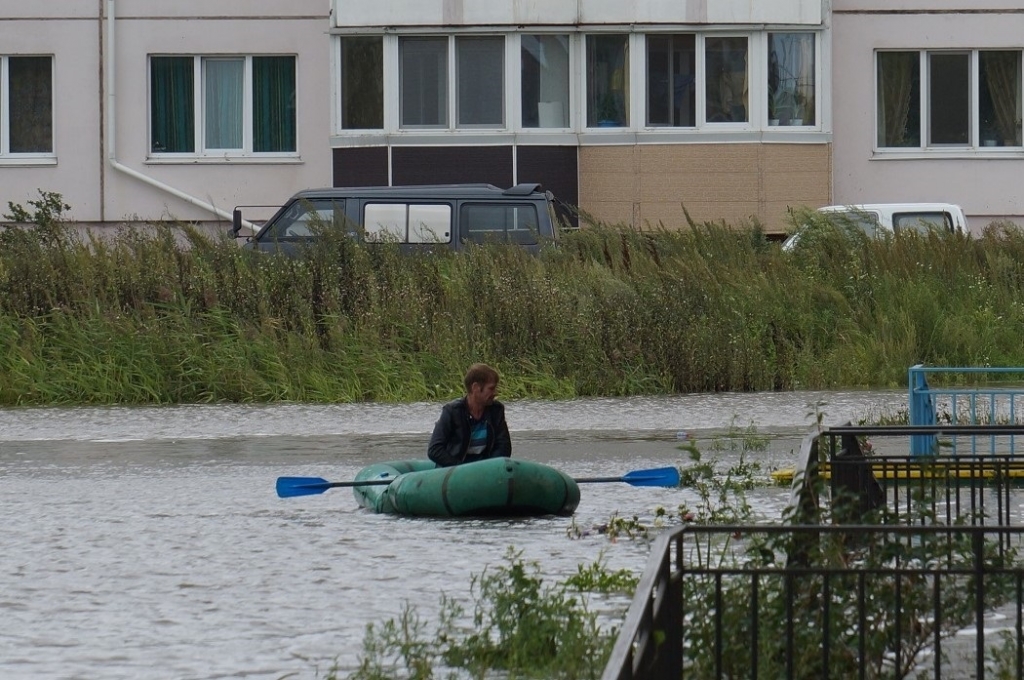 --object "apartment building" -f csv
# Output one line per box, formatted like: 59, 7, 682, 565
329, 0, 832, 234
1, 1, 1021, 234
832, 1, 1024, 230
0, 1, 331, 229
